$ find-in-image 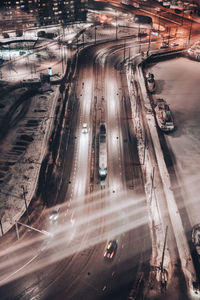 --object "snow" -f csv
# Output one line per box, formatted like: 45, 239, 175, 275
0, 18, 146, 235
147, 57, 200, 227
